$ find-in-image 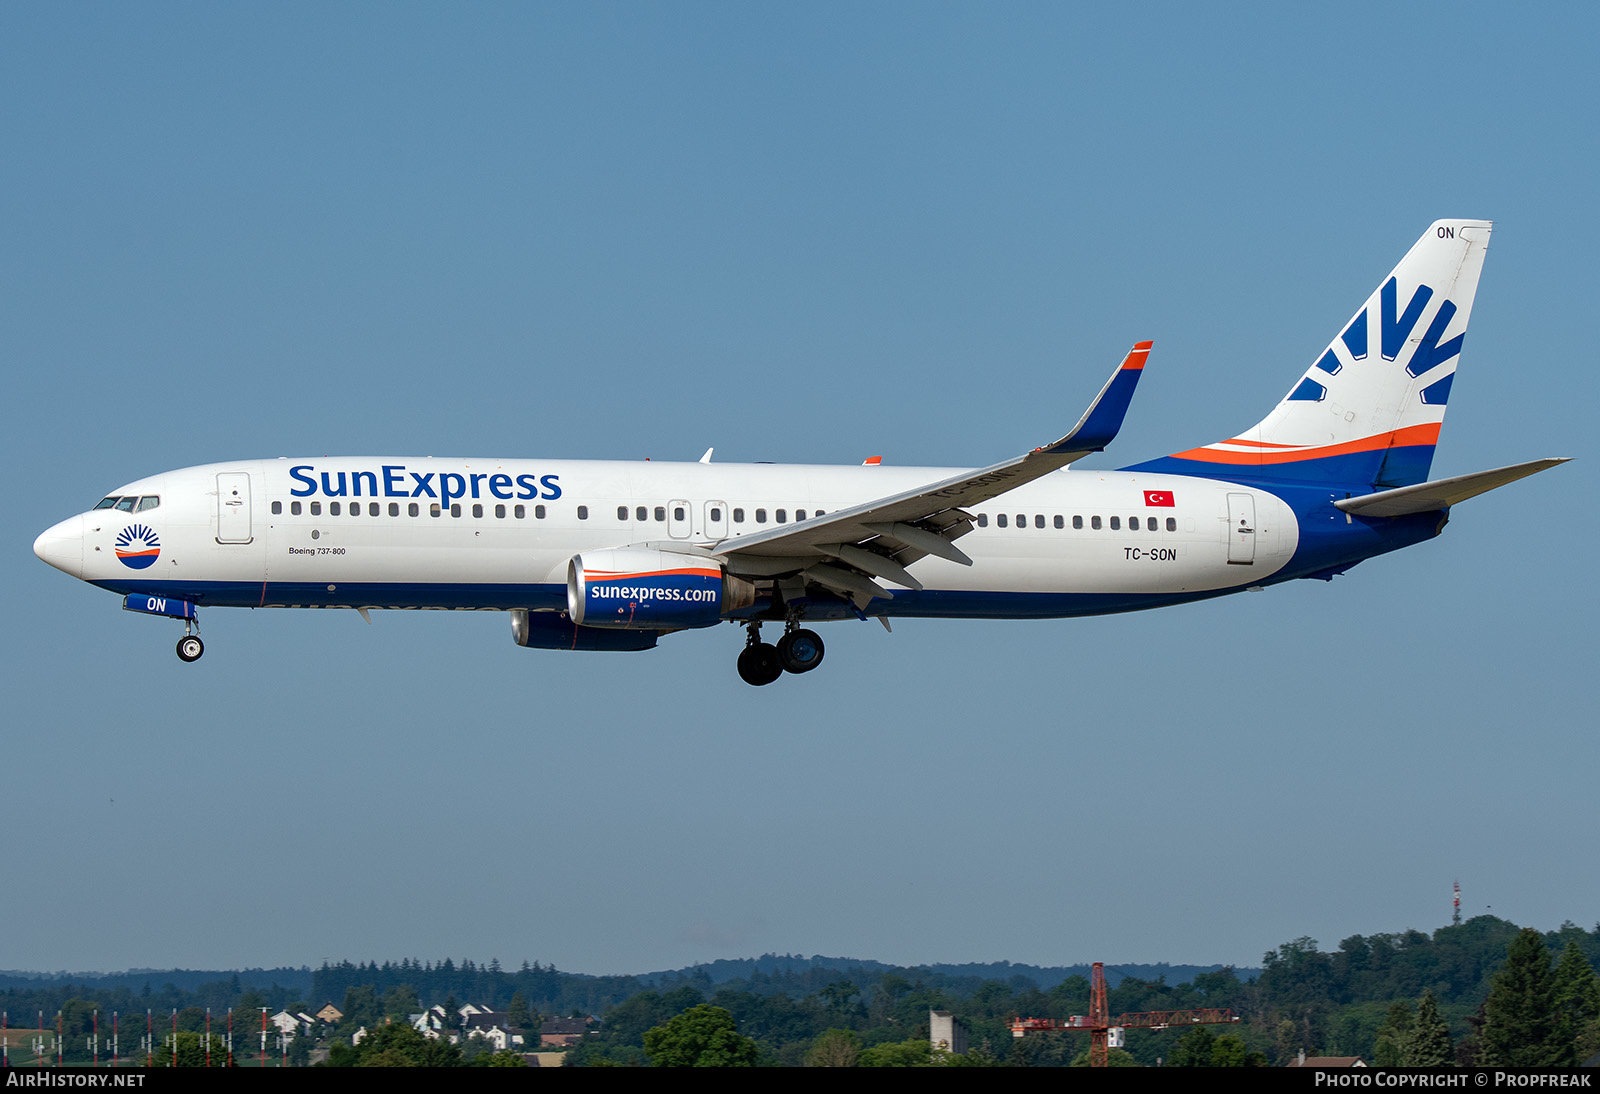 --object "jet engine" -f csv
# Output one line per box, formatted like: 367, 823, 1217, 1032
567, 548, 755, 630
